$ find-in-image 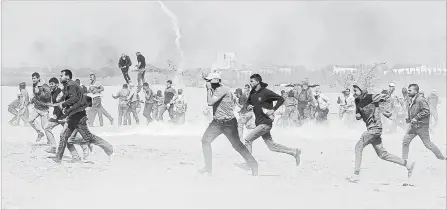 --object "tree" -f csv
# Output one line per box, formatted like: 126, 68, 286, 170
334, 63, 385, 93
